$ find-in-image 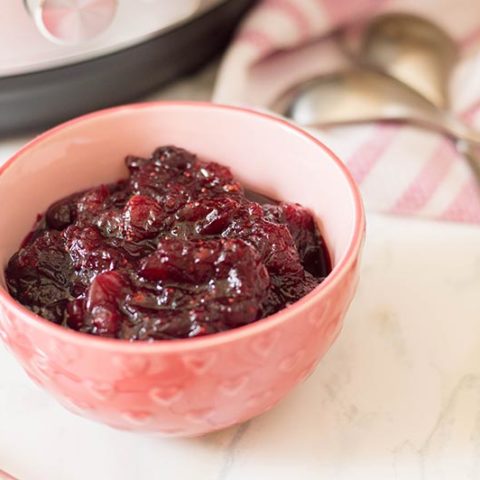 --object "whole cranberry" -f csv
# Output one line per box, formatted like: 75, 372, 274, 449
152, 145, 196, 170
84, 271, 127, 337
122, 195, 166, 241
